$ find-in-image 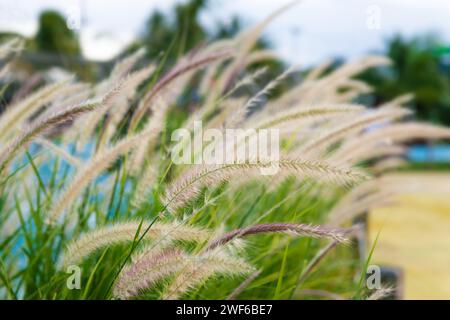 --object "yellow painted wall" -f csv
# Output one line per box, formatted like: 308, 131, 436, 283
368, 174, 450, 299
